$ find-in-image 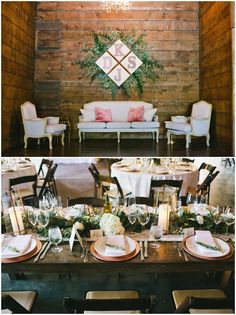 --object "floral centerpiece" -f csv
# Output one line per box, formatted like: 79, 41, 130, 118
100, 213, 125, 236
